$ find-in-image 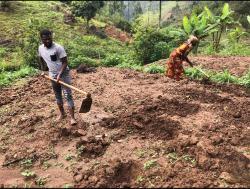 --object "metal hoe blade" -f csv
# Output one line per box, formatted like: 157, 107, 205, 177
79, 93, 92, 113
